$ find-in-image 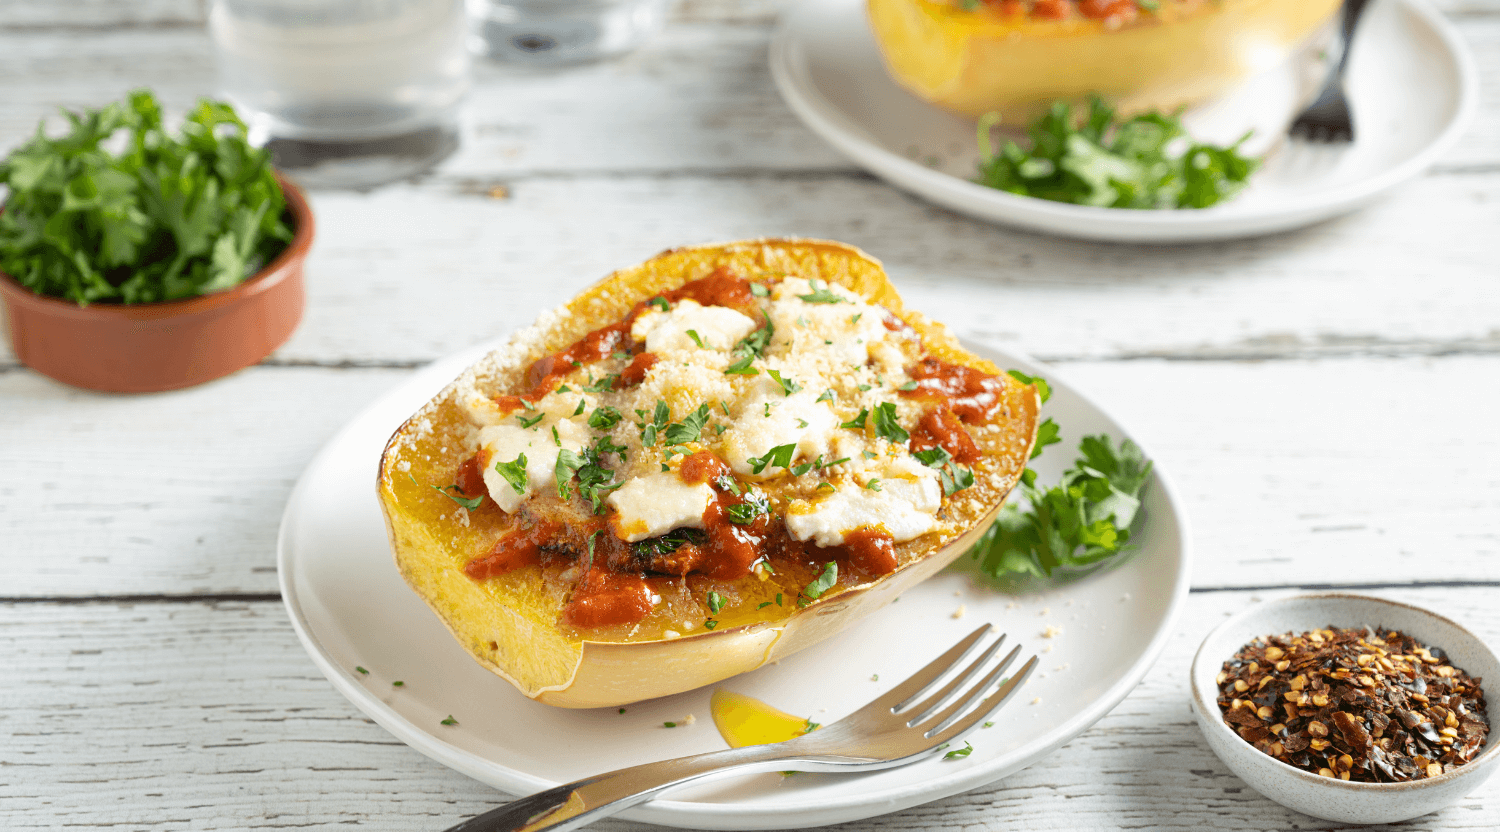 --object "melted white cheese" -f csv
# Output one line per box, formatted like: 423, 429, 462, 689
607, 472, 715, 542
768, 277, 888, 365
630, 299, 758, 354
784, 457, 941, 546
719, 381, 840, 478
478, 419, 590, 513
